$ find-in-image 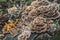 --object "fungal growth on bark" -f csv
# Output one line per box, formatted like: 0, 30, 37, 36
8, 6, 18, 13
17, 0, 60, 40
2, 19, 19, 34
0, 0, 60, 40
30, 17, 52, 33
